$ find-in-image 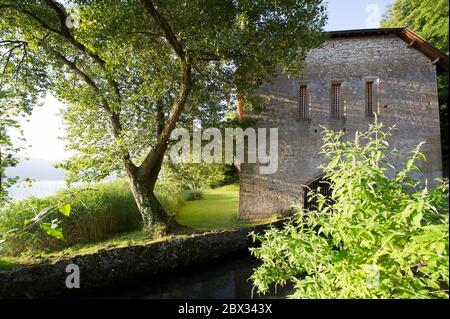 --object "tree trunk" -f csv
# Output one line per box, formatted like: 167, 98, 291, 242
127, 170, 169, 229
124, 62, 191, 230
129, 2, 193, 230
